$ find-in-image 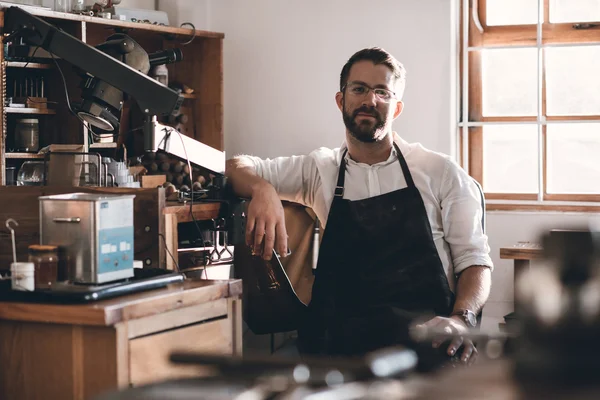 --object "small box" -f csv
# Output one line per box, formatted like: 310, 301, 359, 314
141, 174, 166, 188
39, 193, 135, 284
